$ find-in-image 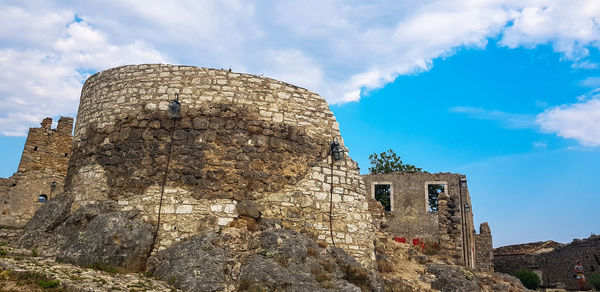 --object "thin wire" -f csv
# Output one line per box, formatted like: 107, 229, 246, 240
148, 118, 177, 258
